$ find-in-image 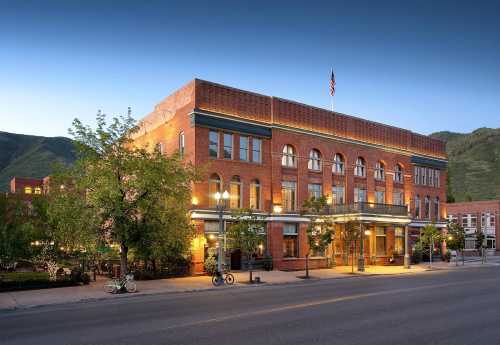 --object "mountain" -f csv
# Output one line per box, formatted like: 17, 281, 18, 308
0, 131, 76, 192
431, 127, 500, 202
